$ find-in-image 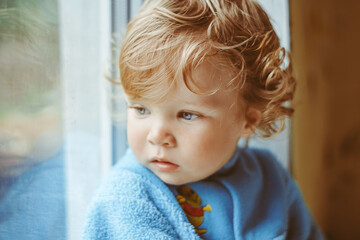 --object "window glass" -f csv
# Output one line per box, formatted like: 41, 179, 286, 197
111, 0, 143, 163
1, 0, 112, 239
0, 0, 65, 239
